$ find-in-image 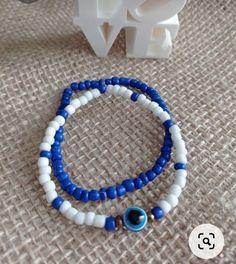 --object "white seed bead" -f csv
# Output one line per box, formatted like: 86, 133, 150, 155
39, 142, 51, 151
85, 212, 96, 226
71, 98, 81, 109
64, 207, 78, 220
118, 86, 127, 96
174, 175, 187, 188
142, 98, 151, 108
38, 157, 49, 167
45, 126, 56, 137
137, 94, 147, 103
74, 212, 86, 225
160, 112, 171, 122
39, 174, 51, 185
54, 115, 65, 126
176, 169, 187, 178
48, 120, 60, 131
152, 106, 163, 116
93, 215, 106, 228
169, 124, 181, 135
148, 101, 159, 112
106, 85, 114, 94
43, 180, 56, 192
123, 89, 133, 99
39, 165, 51, 175
158, 200, 172, 214
84, 91, 93, 101
113, 85, 120, 95
171, 132, 182, 141
43, 135, 55, 145
46, 190, 57, 203
91, 89, 101, 98
176, 154, 187, 163
65, 105, 75, 115
173, 139, 186, 148
165, 194, 179, 208
79, 95, 88, 105
59, 201, 72, 214
169, 184, 182, 197
176, 146, 188, 156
